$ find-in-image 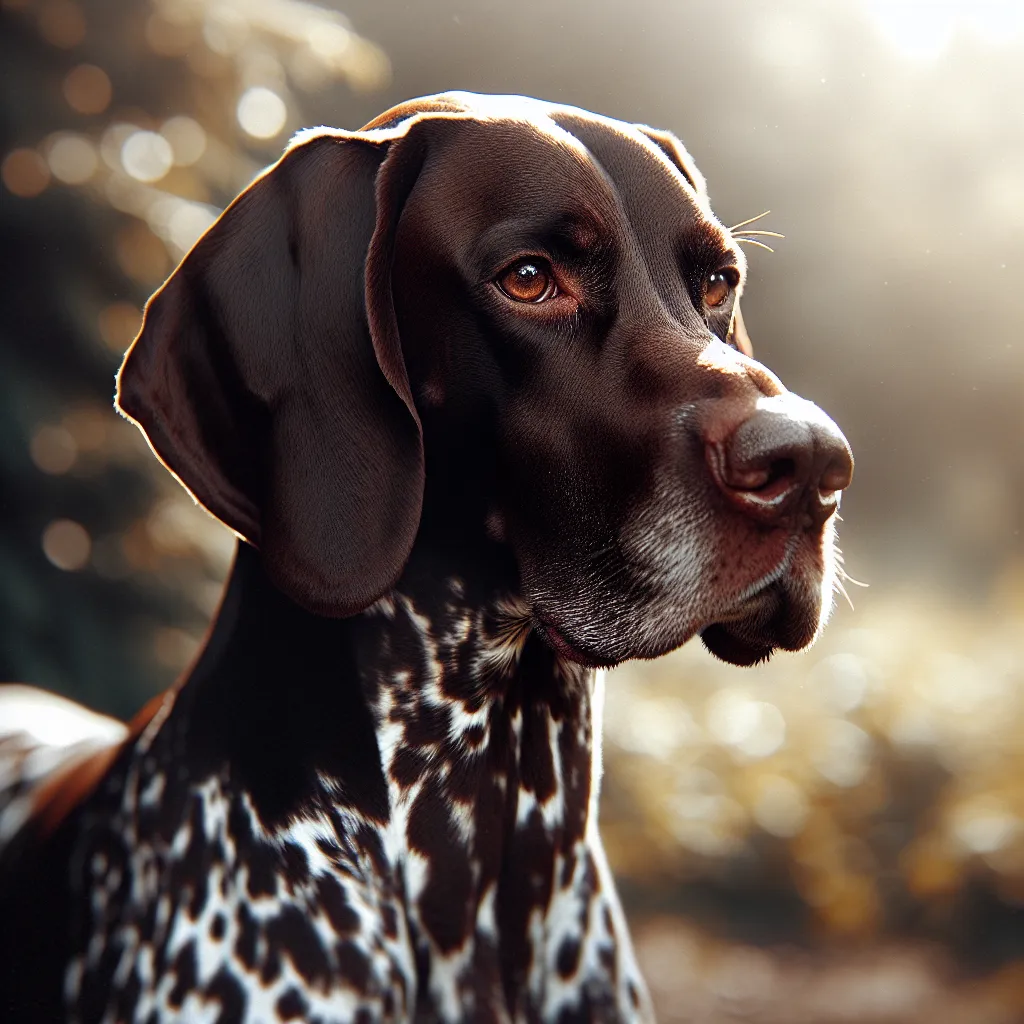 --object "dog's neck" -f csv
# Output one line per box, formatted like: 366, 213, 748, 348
182, 538, 591, 824
96, 540, 641, 1018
